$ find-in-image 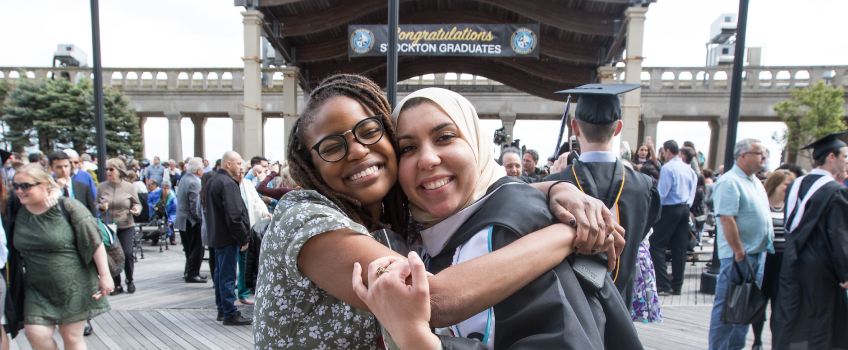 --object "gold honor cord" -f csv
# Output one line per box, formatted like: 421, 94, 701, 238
571, 164, 626, 282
